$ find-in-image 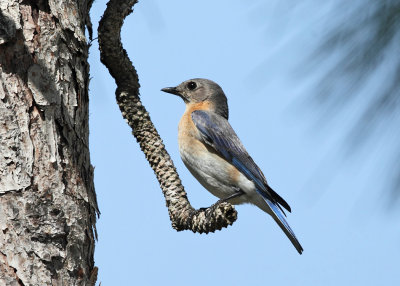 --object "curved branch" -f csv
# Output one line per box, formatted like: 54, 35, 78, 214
97, 0, 237, 233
